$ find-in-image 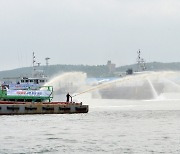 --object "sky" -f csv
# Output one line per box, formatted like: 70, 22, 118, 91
0, 0, 180, 71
